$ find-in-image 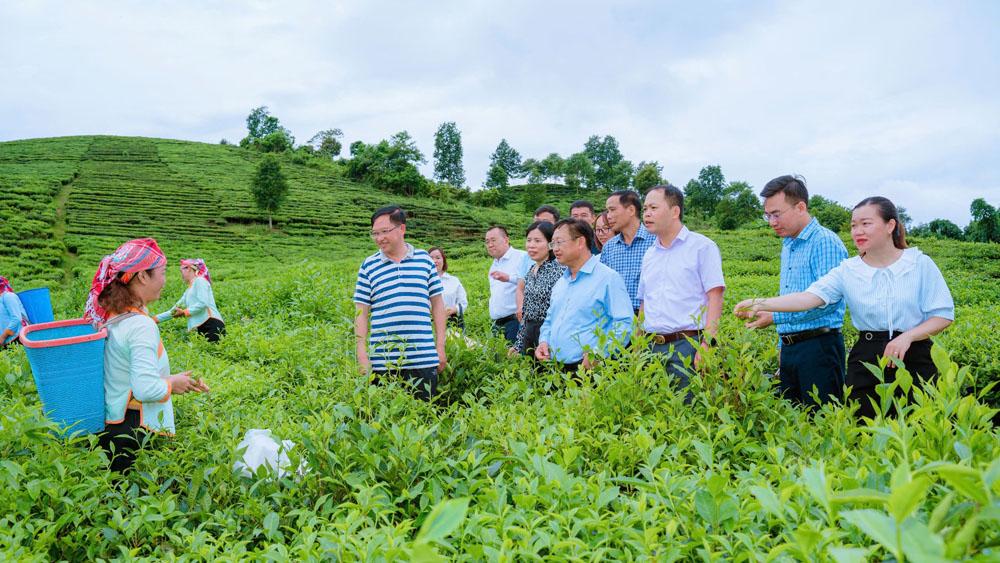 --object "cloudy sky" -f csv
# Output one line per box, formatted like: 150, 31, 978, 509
2, 1, 998, 226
